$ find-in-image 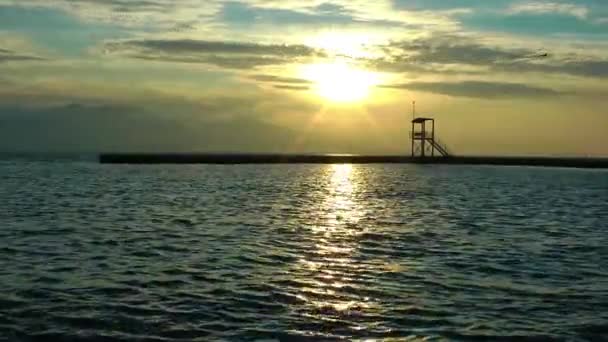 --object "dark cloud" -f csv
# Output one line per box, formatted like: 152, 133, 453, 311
381, 81, 563, 99
367, 58, 482, 75
105, 39, 321, 68
0, 102, 299, 153
387, 35, 527, 65
0, 101, 386, 154
0, 55, 44, 62
0, 48, 45, 63
392, 0, 510, 11
0, 76, 392, 153
373, 34, 608, 79
366, 34, 538, 75
120, 39, 319, 56
65, 0, 171, 12
130, 54, 286, 69
273, 85, 310, 91
249, 75, 312, 84
499, 59, 608, 78
251, 74, 313, 91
